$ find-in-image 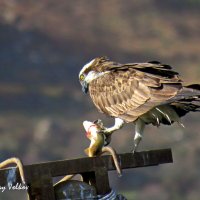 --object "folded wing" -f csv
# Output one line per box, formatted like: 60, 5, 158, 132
89, 62, 182, 122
